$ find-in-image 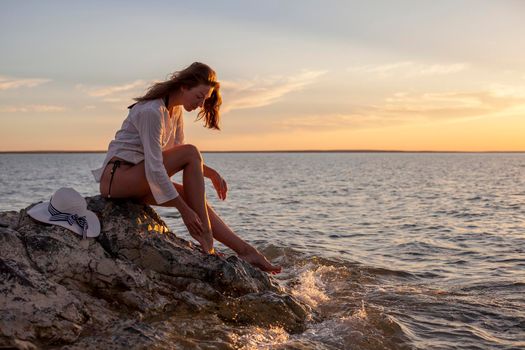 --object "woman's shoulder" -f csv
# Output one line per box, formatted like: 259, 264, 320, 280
128, 98, 172, 128
132, 98, 164, 113
128, 99, 167, 121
